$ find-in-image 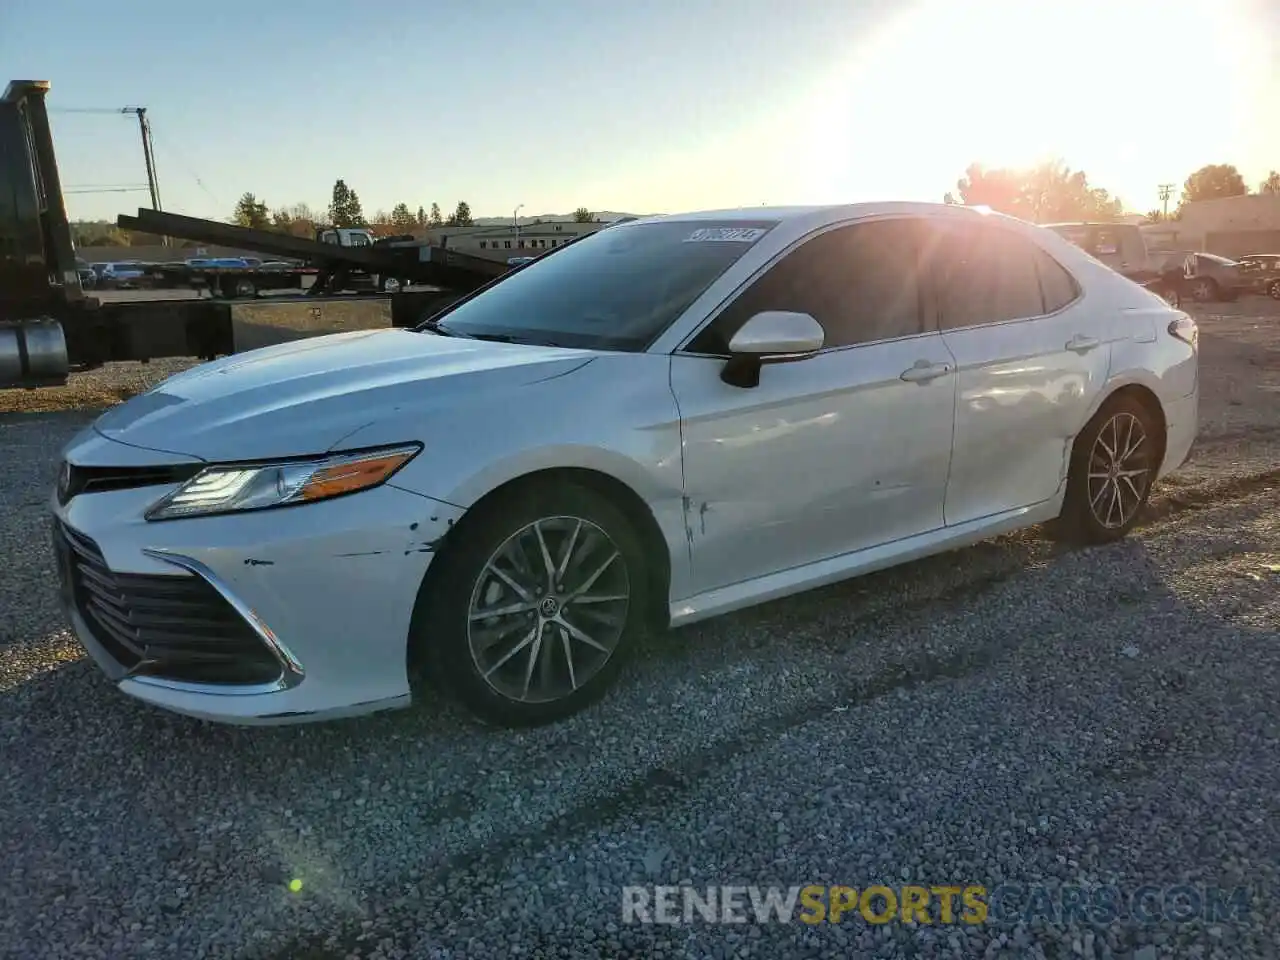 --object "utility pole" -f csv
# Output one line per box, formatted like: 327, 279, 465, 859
48, 102, 168, 245
123, 106, 165, 246
1158, 183, 1175, 220
126, 108, 161, 211
514, 203, 524, 247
